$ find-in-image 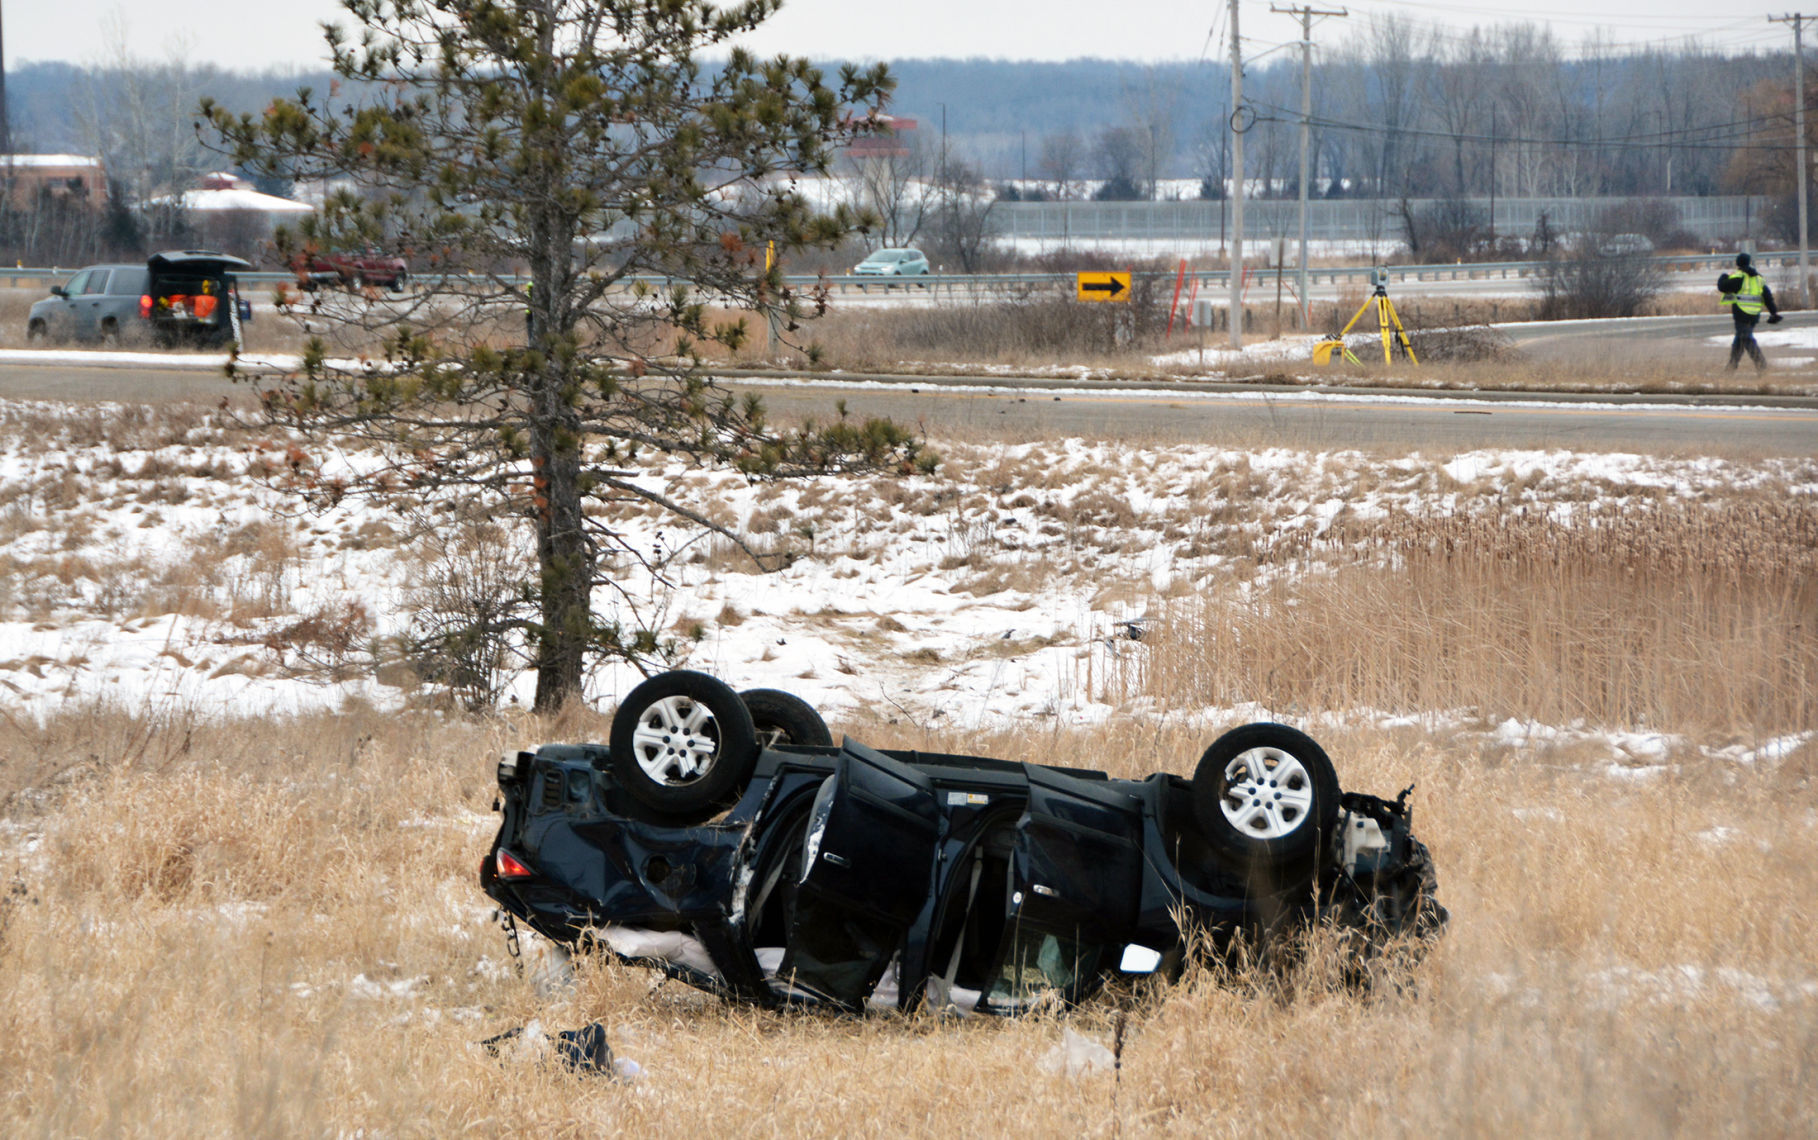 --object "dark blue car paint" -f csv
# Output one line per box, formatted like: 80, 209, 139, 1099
482, 735, 1440, 1013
